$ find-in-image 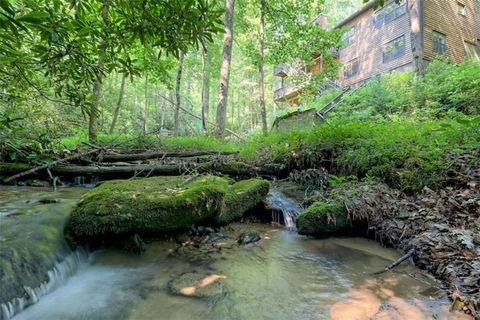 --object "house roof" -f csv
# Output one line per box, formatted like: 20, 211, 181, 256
332, 1, 376, 29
